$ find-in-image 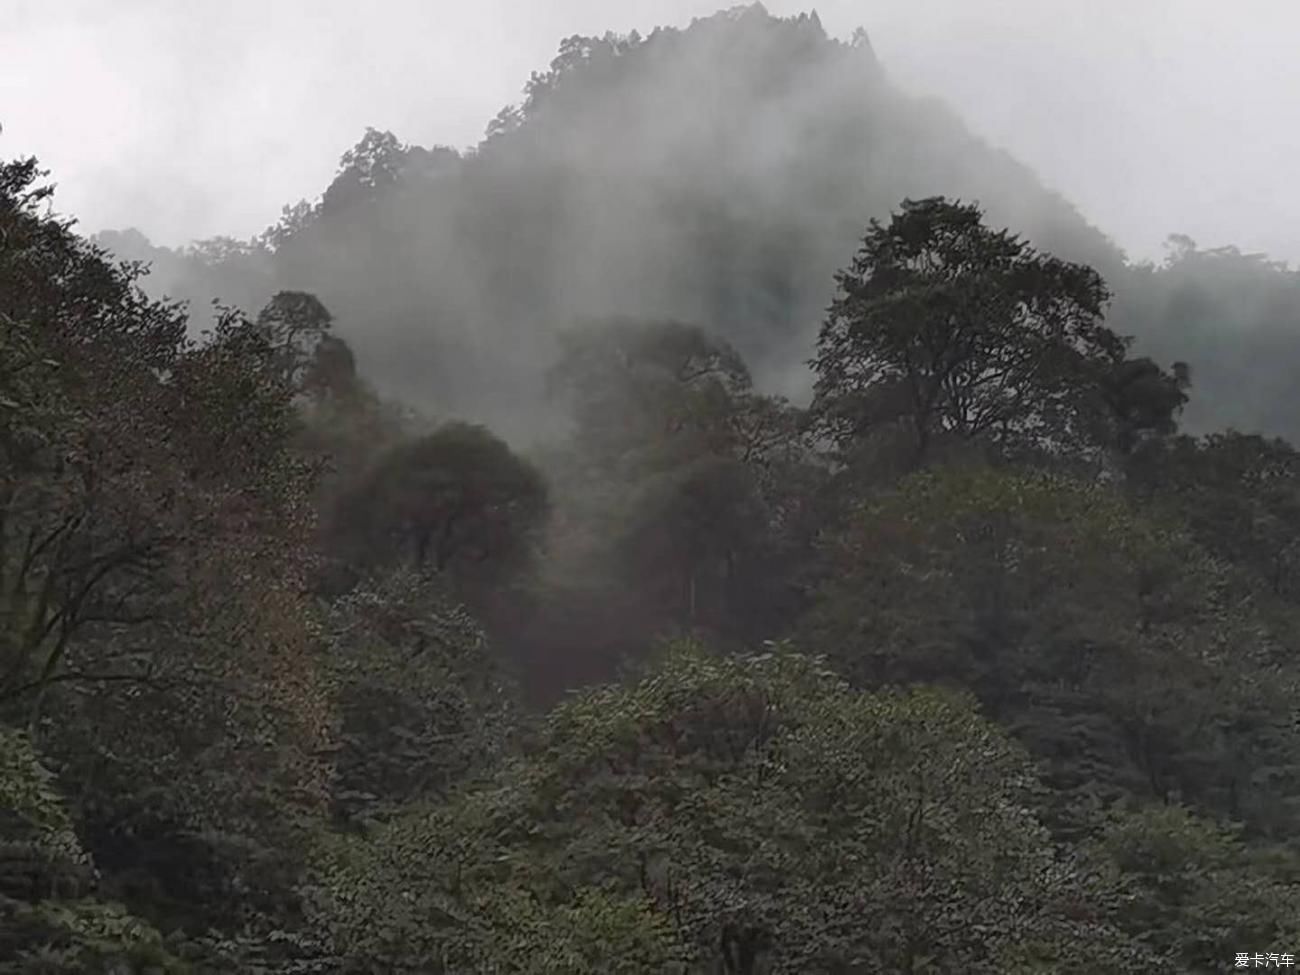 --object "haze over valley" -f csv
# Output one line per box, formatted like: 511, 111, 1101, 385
3, 4, 1300, 971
